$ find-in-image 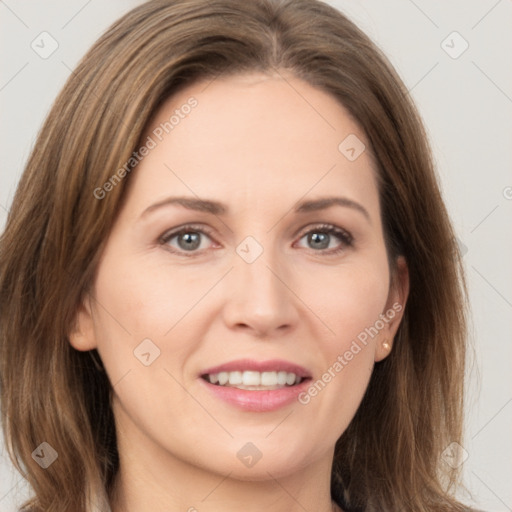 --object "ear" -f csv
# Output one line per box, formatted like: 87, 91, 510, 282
68, 293, 97, 351
374, 255, 409, 362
